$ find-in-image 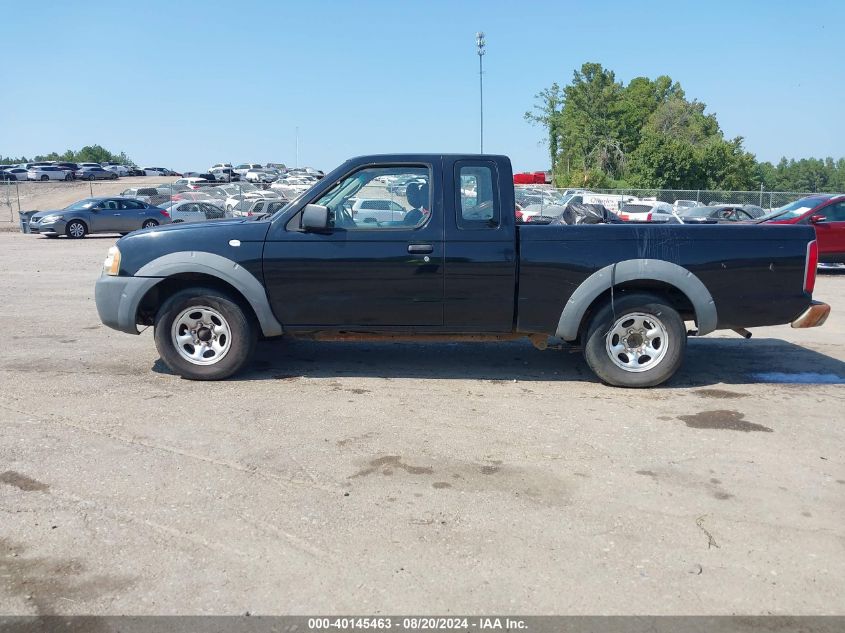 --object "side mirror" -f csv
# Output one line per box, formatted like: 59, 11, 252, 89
809, 214, 826, 224
302, 204, 330, 232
